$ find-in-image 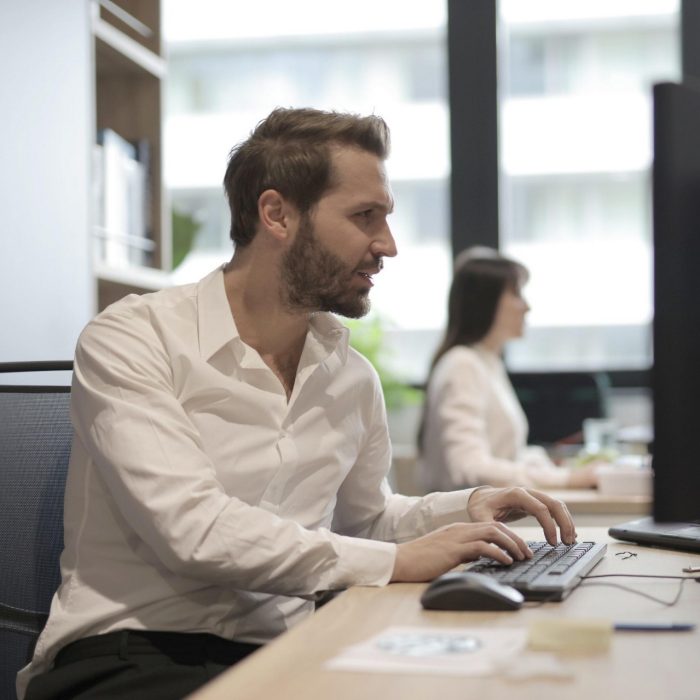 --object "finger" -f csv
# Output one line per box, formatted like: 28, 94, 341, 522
526, 489, 576, 544
461, 540, 515, 566
495, 490, 559, 545
470, 522, 532, 560
516, 489, 576, 545
494, 507, 529, 524
470, 487, 561, 545
445, 522, 529, 562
